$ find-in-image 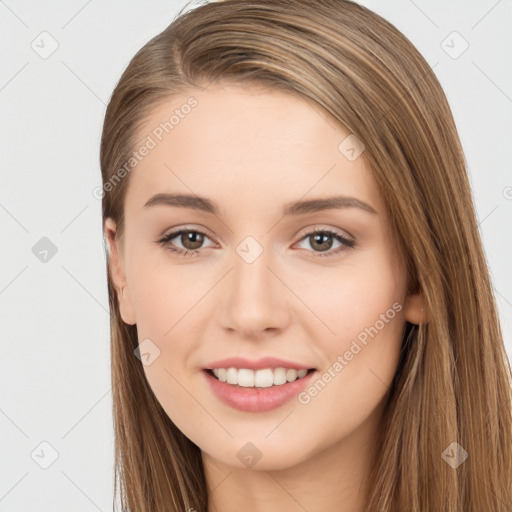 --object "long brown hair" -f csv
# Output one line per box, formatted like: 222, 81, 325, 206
99, 0, 512, 509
